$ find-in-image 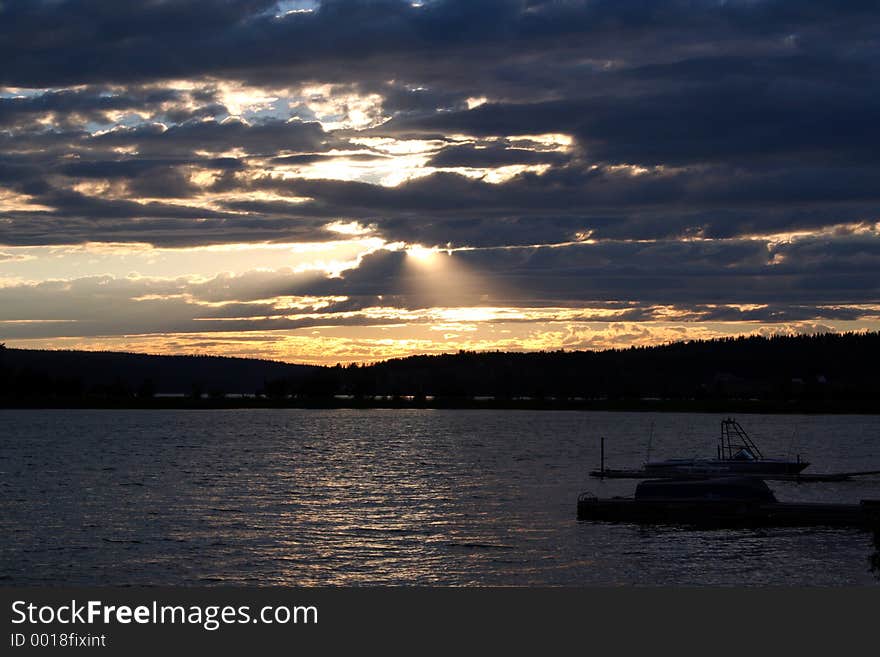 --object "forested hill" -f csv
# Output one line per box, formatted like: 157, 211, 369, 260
1, 331, 878, 408
333, 332, 879, 403
0, 347, 316, 398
